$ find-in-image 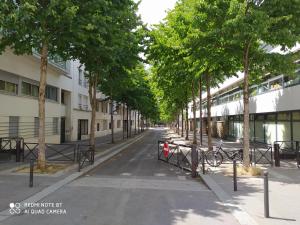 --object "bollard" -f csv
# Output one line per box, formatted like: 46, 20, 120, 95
29, 158, 34, 188
16, 139, 21, 162
264, 171, 269, 218
296, 141, 300, 168
233, 159, 237, 191
274, 143, 280, 167
201, 151, 205, 175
